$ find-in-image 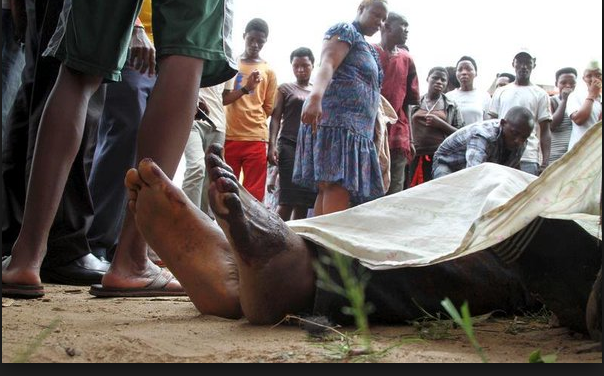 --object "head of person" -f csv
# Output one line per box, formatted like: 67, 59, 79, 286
582, 60, 602, 88
512, 49, 536, 85
496, 73, 516, 89
381, 12, 409, 46
445, 66, 460, 93
501, 106, 535, 151
290, 47, 315, 84
243, 18, 269, 59
555, 67, 578, 96
427, 67, 449, 96
456, 56, 478, 90
356, 0, 389, 37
